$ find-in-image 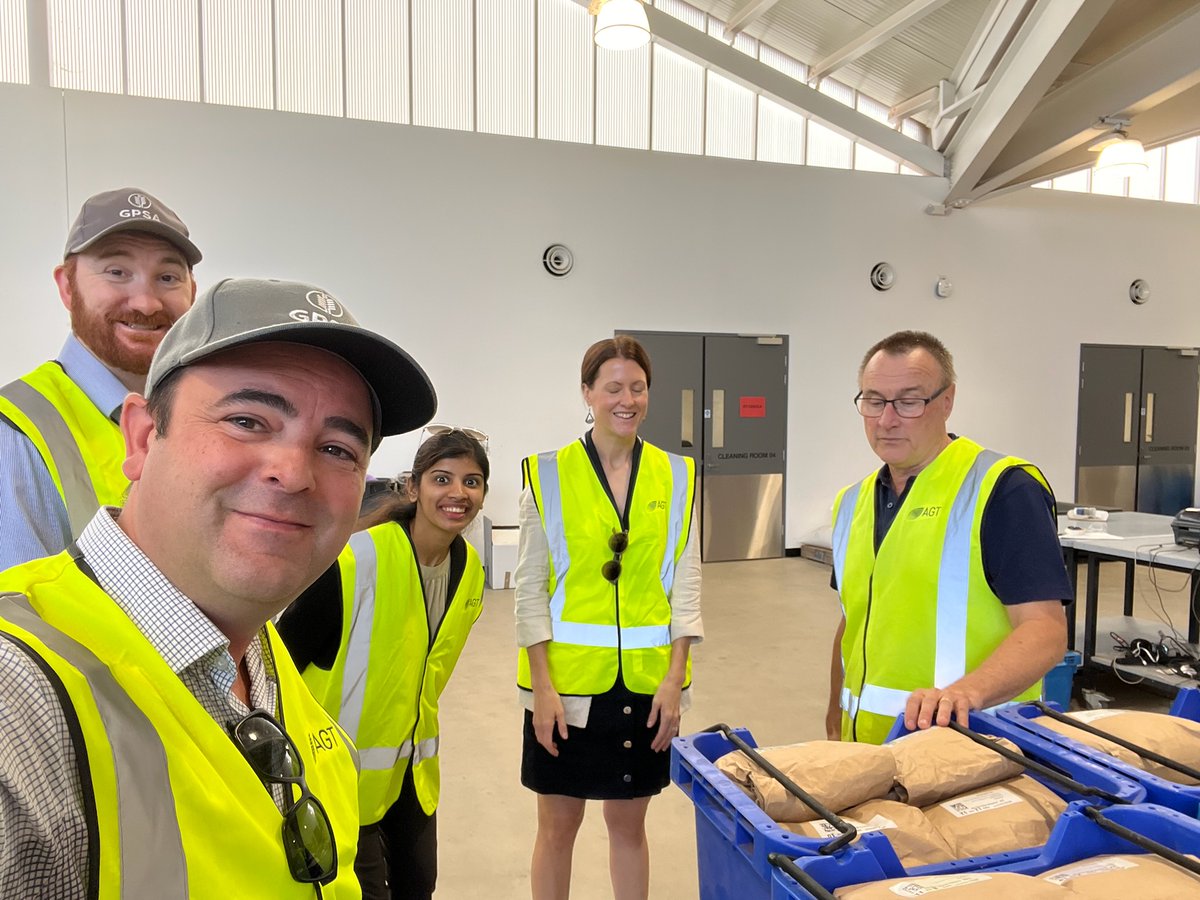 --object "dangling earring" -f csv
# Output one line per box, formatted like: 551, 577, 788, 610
585, 407, 594, 424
